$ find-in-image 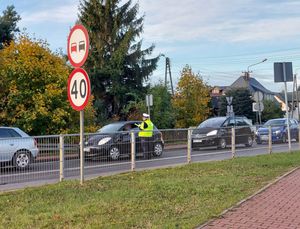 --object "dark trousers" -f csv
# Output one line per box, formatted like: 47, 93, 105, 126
140, 137, 152, 159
